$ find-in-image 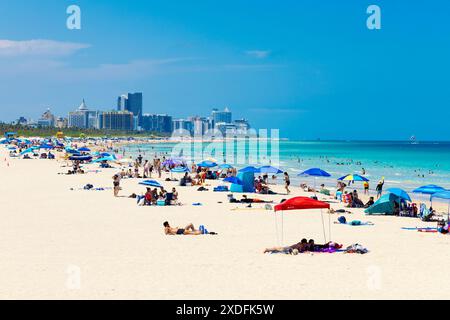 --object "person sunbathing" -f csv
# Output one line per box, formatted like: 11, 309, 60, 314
240, 195, 274, 204
264, 239, 309, 254
163, 221, 203, 236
